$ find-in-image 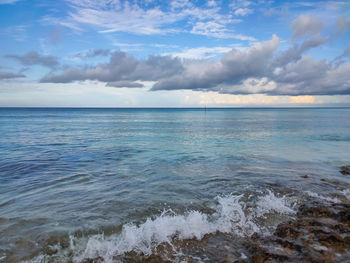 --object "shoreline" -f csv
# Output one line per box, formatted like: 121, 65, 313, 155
25, 168, 349, 263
